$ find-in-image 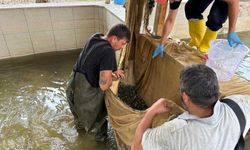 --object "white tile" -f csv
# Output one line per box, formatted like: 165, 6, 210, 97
24, 8, 52, 32
107, 23, 113, 31
111, 15, 123, 25
0, 34, 10, 58
0, 26, 3, 34
5, 33, 34, 56
104, 27, 108, 34
50, 7, 73, 21
106, 12, 122, 29
109, 19, 123, 29
106, 11, 114, 29
97, 21, 104, 33
50, 7, 74, 30
73, 7, 95, 20
54, 30, 76, 51
30, 31, 56, 53
0, 9, 28, 34
52, 21, 75, 30
74, 19, 95, 29
102, 8, 106, 22
95, 7, 99, 19
95, 20, 101, 32
75, 28, 95, 48
103, 20, 107, 32
99, 7, 104, 21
